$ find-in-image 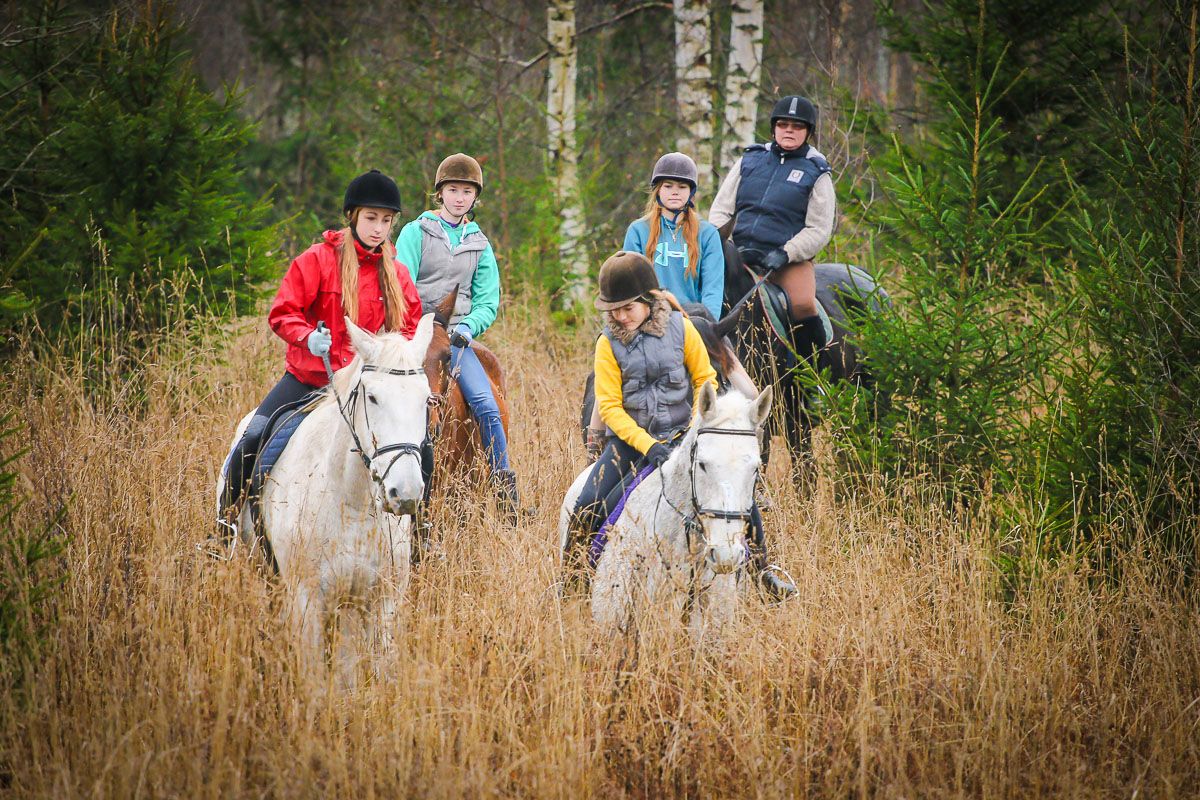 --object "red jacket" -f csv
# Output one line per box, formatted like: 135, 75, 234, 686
268, 230, 423, 387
